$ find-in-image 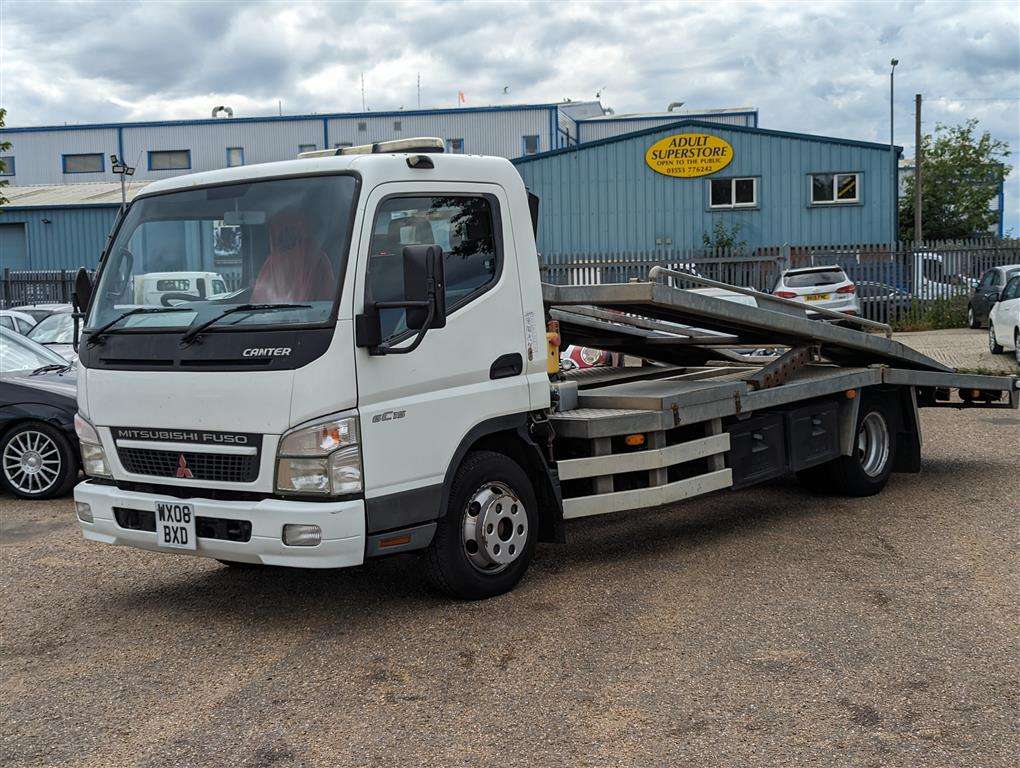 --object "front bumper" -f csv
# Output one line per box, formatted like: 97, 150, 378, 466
74, 480, 365, 568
